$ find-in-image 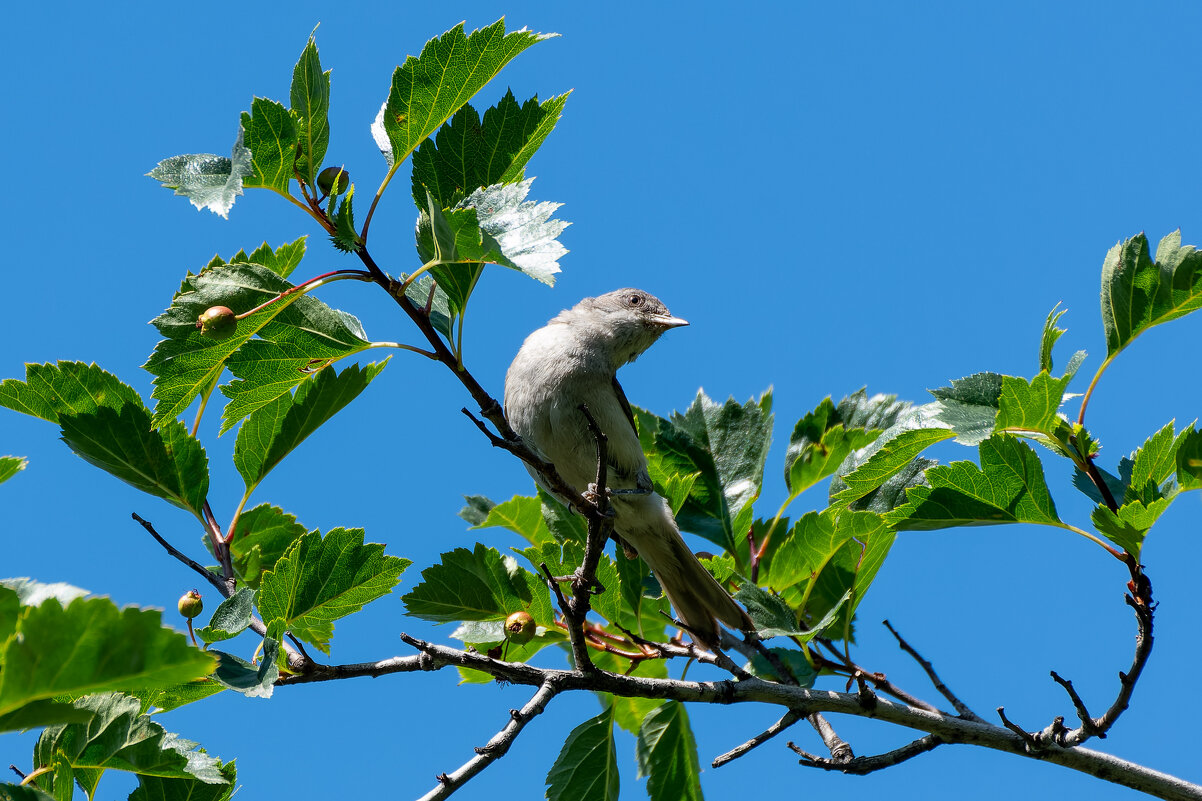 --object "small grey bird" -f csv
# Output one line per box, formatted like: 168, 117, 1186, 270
504, 288, 752, 647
